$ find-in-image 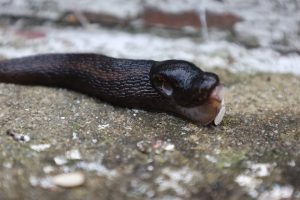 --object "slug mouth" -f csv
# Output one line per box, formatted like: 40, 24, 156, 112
177, 85, 225, 125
